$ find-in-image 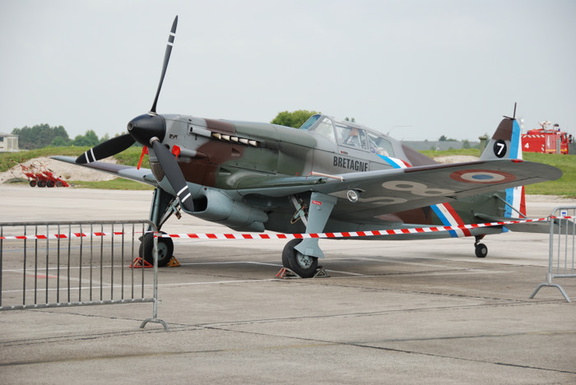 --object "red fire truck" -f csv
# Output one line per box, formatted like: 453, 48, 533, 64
522, 121, 573, 154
